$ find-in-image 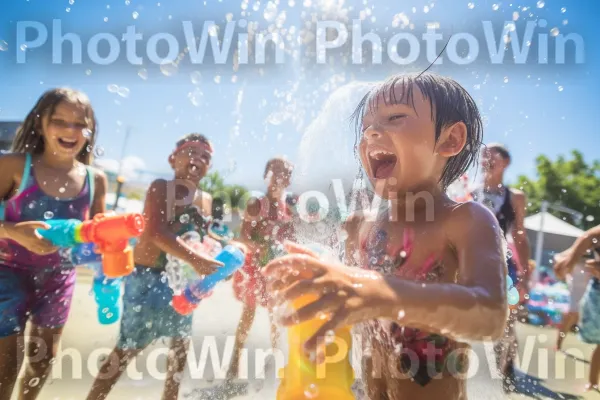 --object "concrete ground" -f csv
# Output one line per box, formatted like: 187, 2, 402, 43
11, 269, 600, 400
